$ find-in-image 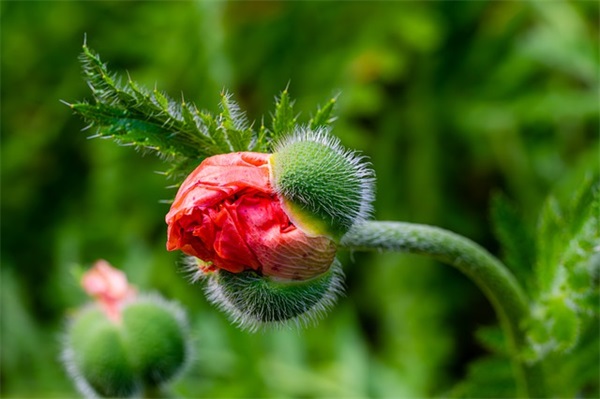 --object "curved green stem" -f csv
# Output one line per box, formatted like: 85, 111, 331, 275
340, 221, 546, 398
